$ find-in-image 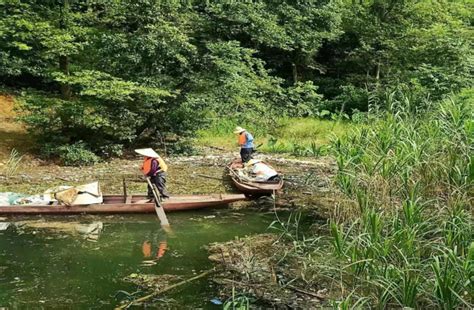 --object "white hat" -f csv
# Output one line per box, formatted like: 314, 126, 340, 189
134, 148, 160, 158
233, 126, 246, 134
